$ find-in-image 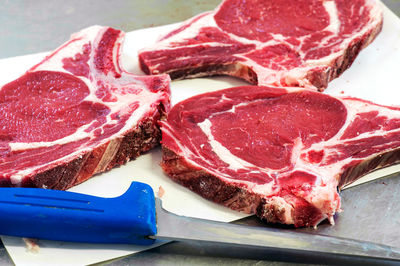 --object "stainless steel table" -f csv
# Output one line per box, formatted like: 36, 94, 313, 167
1, 1, 400, 265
